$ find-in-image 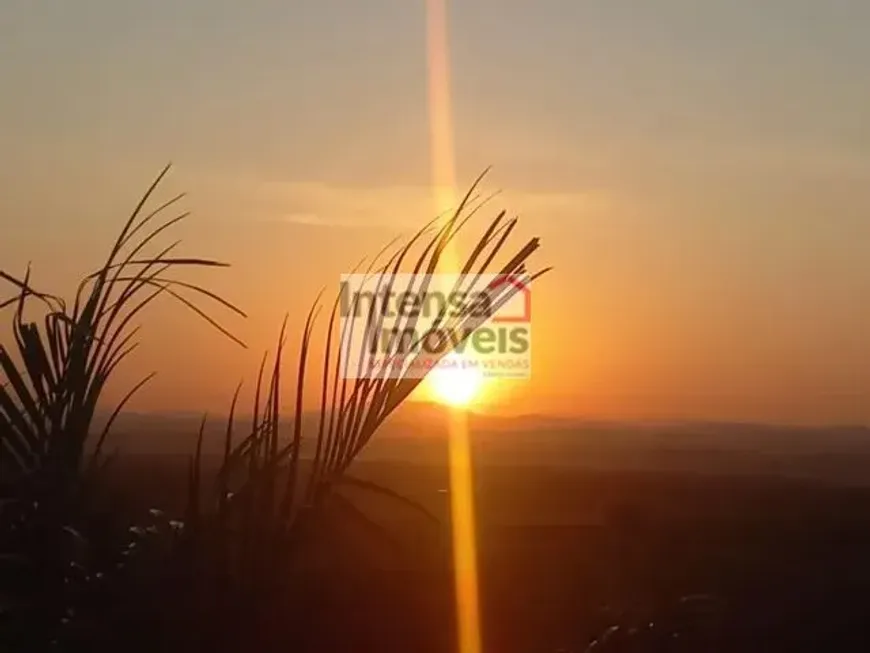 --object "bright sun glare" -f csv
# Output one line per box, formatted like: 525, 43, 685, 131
429, 356, 484, 407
